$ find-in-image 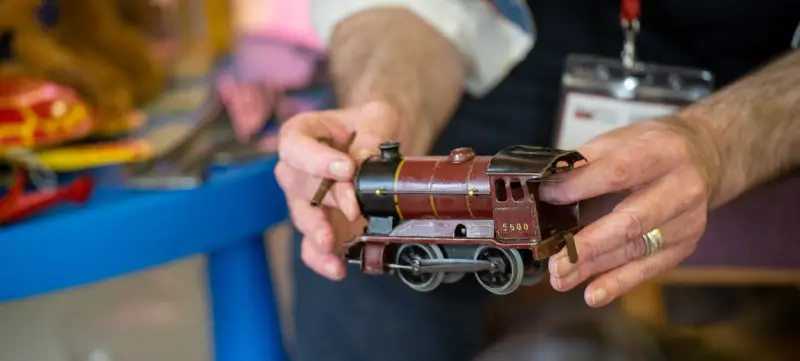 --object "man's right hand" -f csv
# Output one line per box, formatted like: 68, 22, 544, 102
275, 102, 411, 280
